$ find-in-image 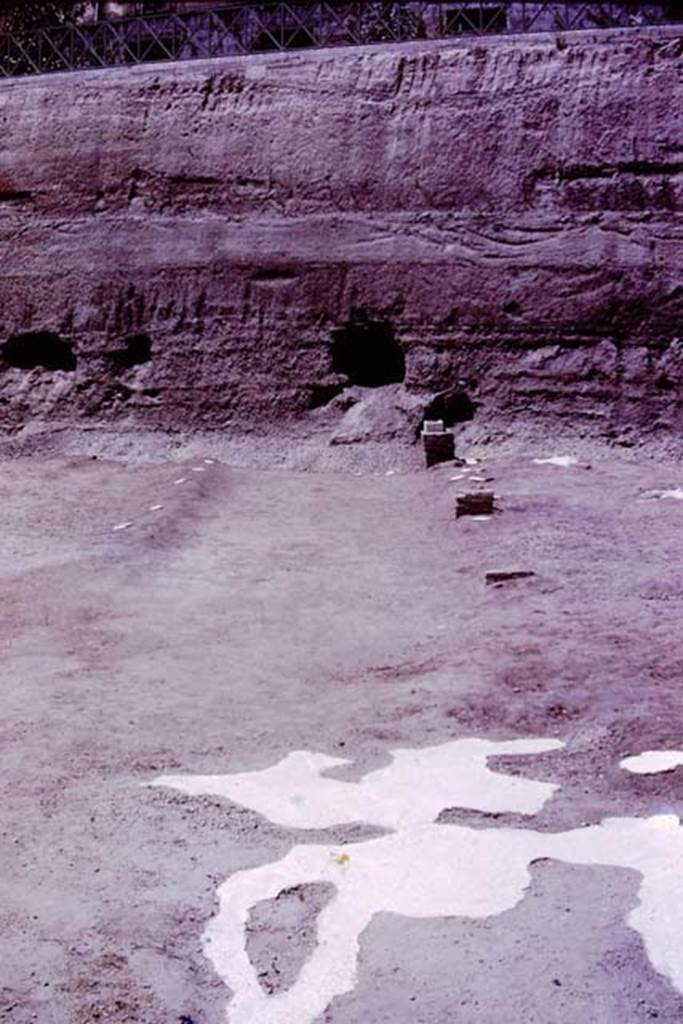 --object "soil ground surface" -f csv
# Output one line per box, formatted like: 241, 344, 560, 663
2, 439, 683, 1023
